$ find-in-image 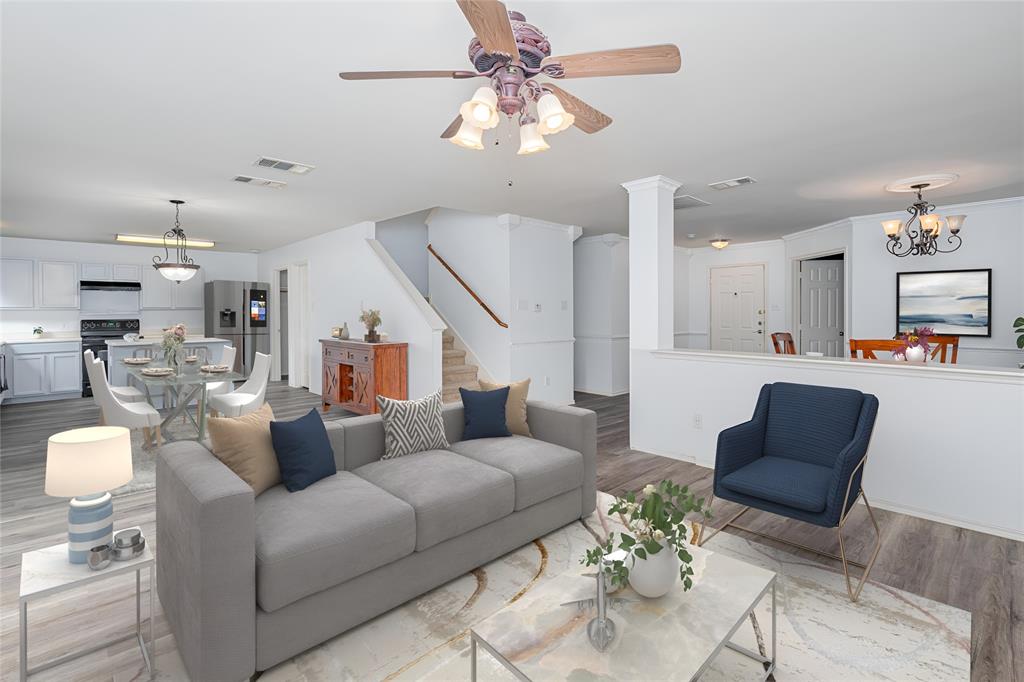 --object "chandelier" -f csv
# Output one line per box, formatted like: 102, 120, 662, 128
881, 178, 966, 257
152, 200, 200, 282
